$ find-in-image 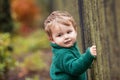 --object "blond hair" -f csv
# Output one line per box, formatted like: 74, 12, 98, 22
44, 11, 77, 40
